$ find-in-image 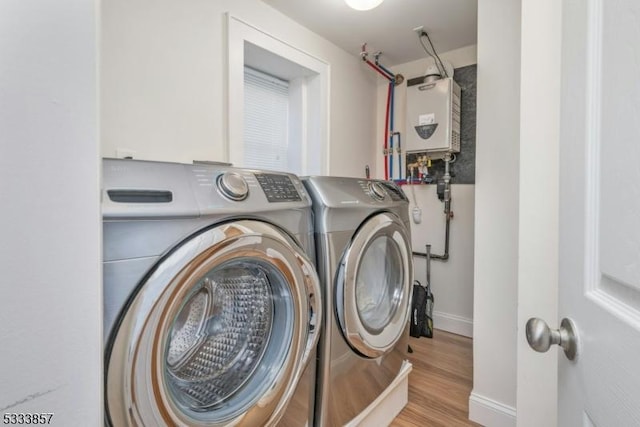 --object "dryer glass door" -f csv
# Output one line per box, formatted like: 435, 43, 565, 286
356, 235, 404, 332
105, 220, 320, 427
337, 212, 412, 358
